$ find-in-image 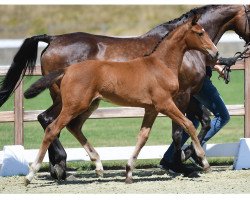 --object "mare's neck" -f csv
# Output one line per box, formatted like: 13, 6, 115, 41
143, 5, 242, 45
198, 5, 242, 45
